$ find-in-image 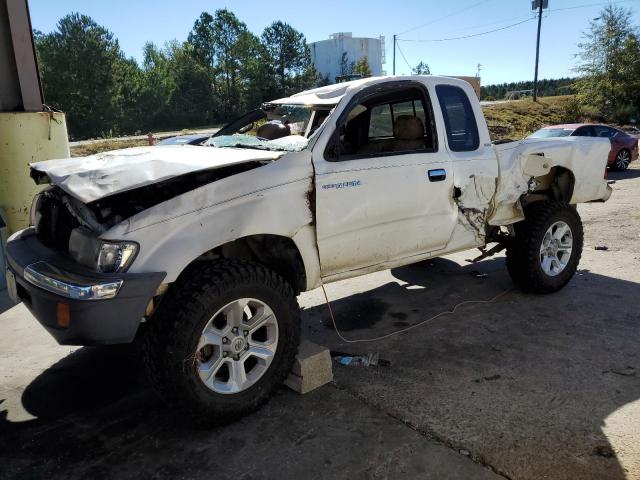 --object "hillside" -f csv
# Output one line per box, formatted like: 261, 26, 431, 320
482, 95, 574, 141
